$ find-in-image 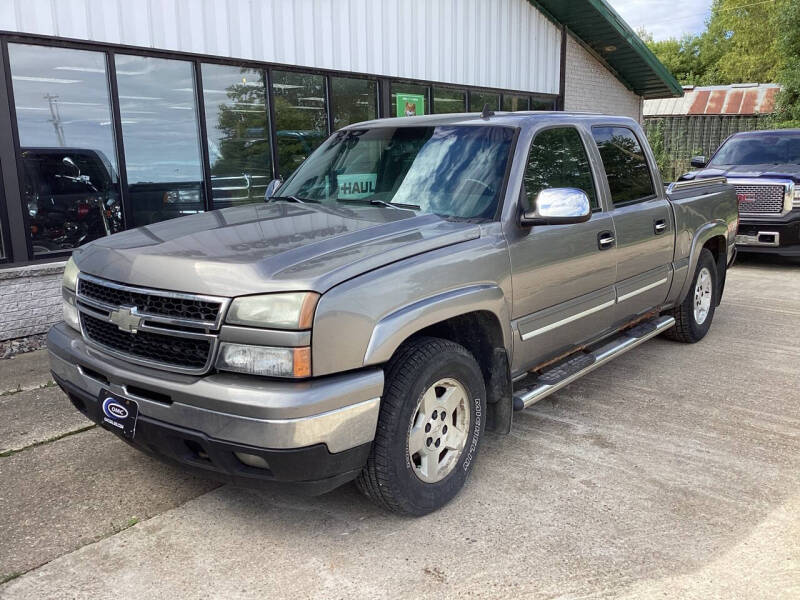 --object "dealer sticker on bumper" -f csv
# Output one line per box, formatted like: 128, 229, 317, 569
98, 391, 138, 439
